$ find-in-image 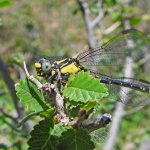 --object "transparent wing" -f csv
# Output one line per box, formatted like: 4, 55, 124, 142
34, 53, 66, 64
91, 128, 110, 147
76, 29, 150, 66
107, 81, 150, 107
89, 70, 150, 106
